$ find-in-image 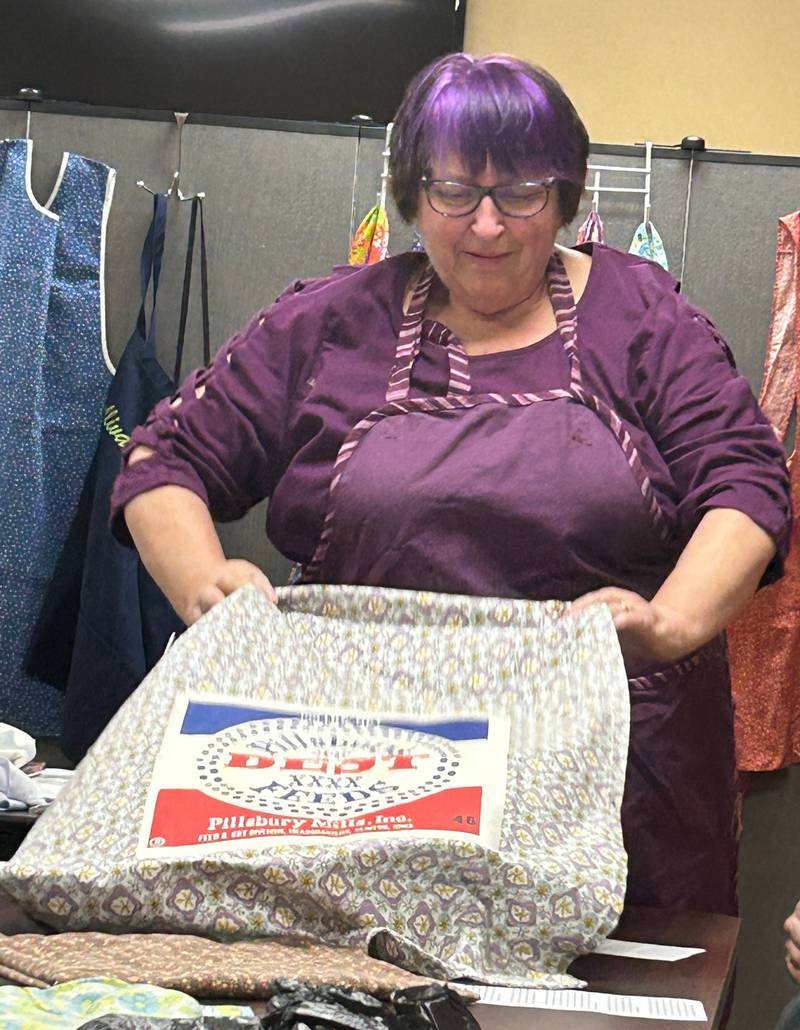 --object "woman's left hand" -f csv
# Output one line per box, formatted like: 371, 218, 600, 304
568, 588, 696, 663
